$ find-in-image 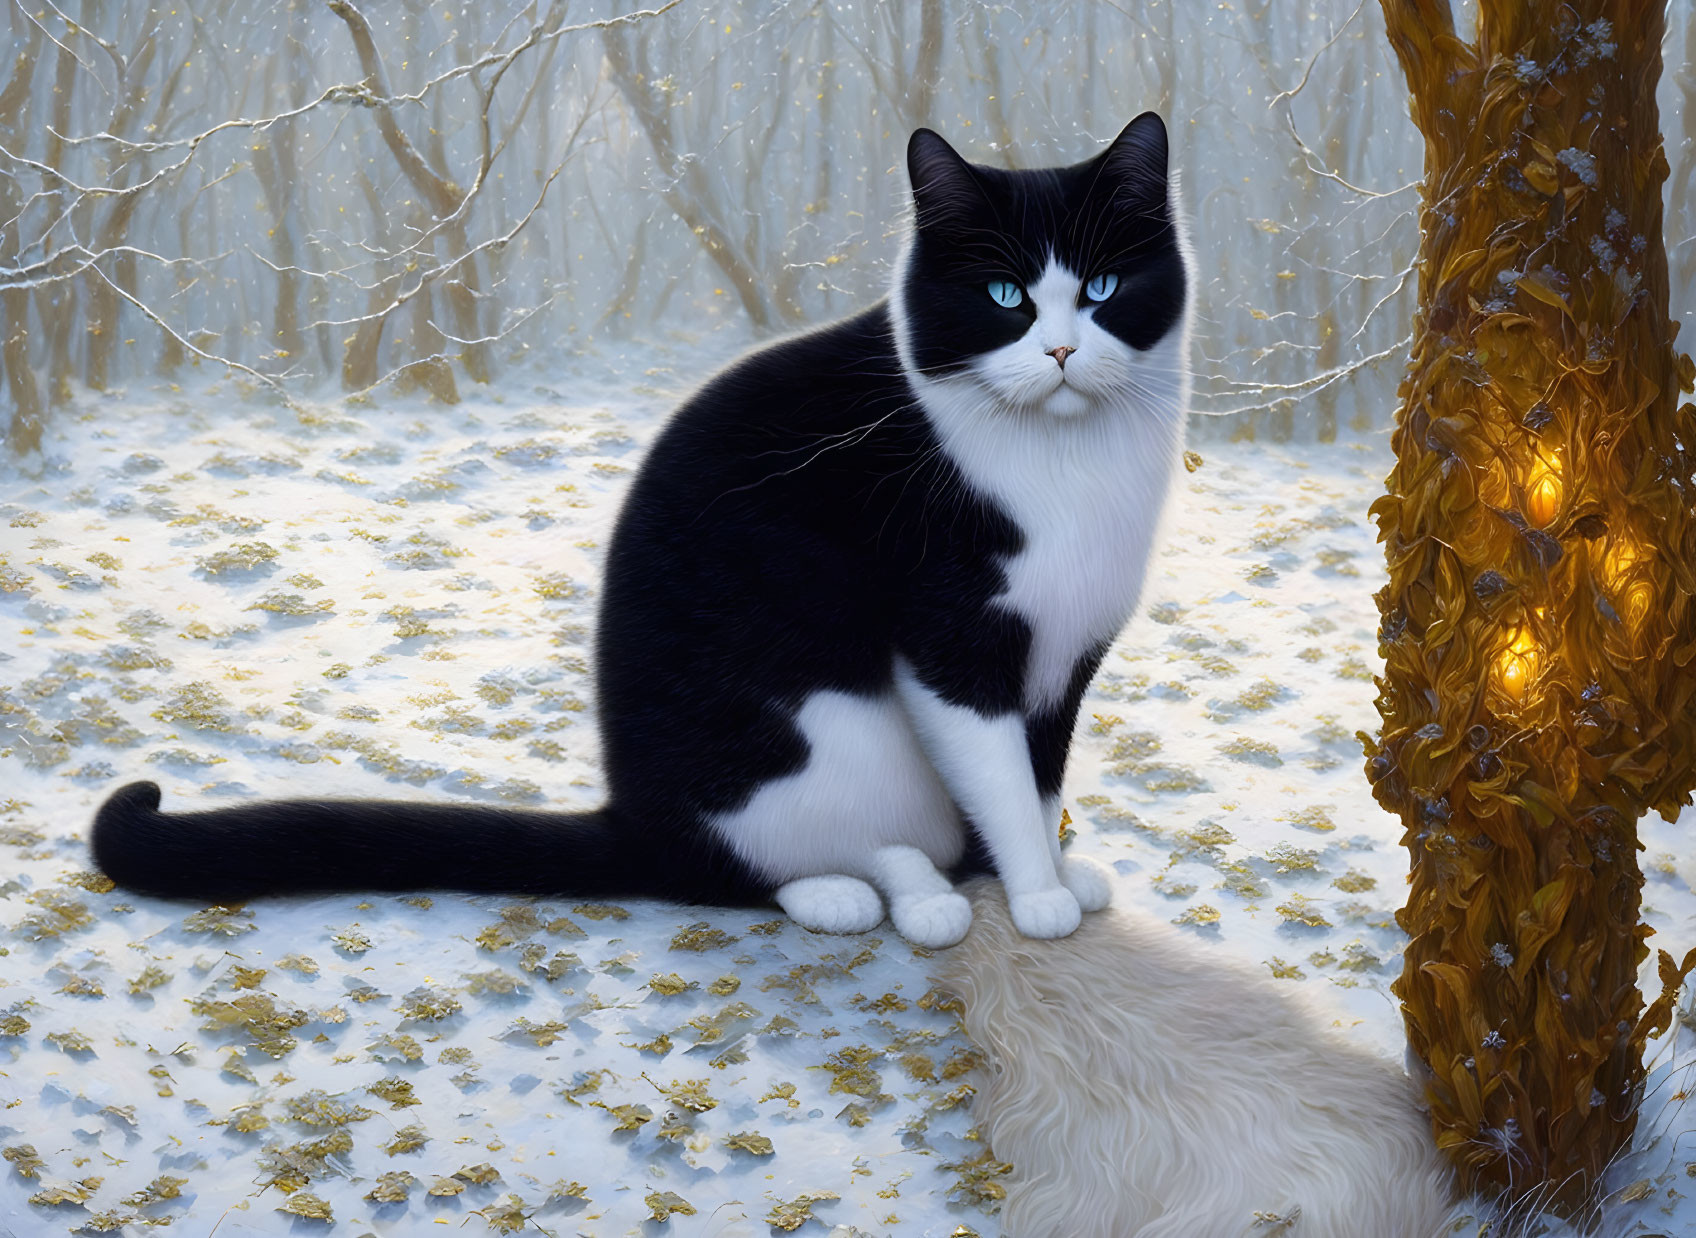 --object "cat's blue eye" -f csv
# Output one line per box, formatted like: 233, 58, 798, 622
987, 280, 1024, 309
1085, 273, 1119, 302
